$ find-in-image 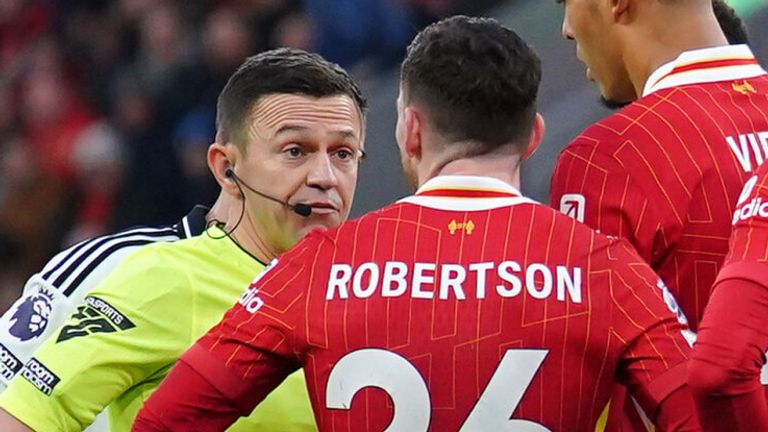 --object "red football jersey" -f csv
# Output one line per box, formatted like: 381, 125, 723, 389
178, 176, 693, 431
690, 163, 768, 431
550, 45, 768, 330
